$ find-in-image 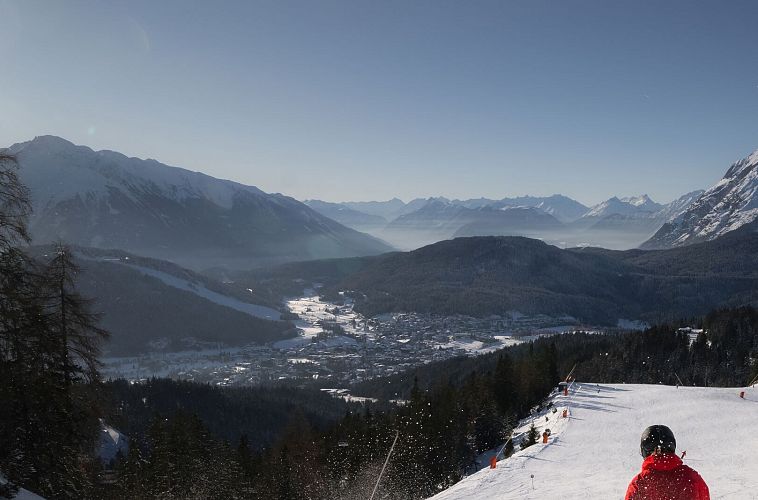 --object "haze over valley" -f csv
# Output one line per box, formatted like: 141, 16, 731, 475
3, 134, 757, 381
